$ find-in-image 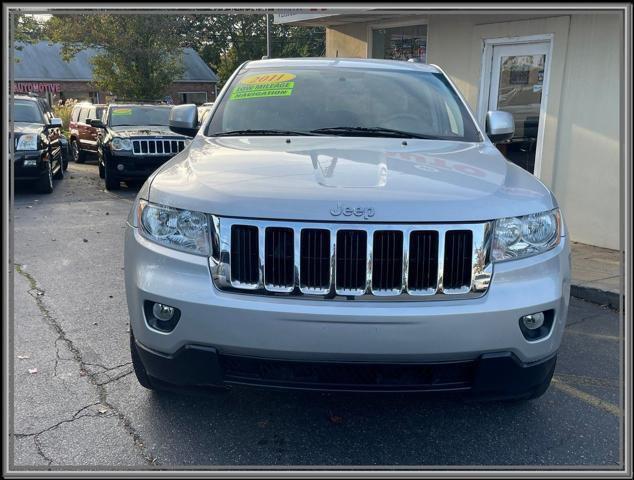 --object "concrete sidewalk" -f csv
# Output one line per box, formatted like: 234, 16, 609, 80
571, 241, 622, 309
